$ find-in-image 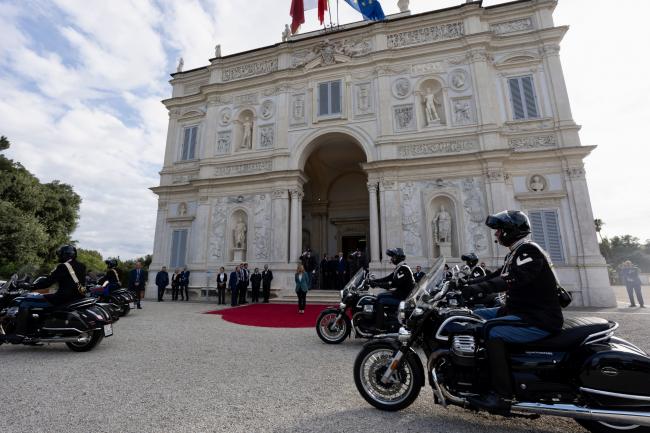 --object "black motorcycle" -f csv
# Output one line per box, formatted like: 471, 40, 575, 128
0, 275, 114, 352
353, 258, 650, 433
87, 284, 135, 317
315, 269, 402, 344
